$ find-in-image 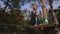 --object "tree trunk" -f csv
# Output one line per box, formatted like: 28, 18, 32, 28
41, 0, 48, 24
49, 0, 58, 24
